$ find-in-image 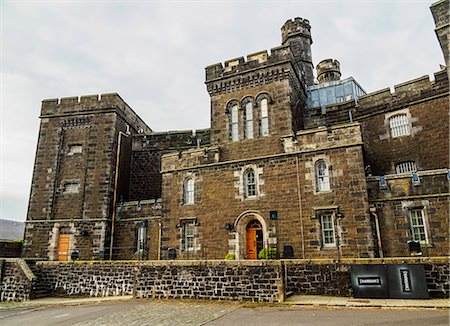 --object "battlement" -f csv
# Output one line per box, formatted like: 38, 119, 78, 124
281, 17, 312, 44
317, 59, 341, 83
205, 45, 294, 82
41, 93, 151, 133
132, 128, 211, 151
161, 146, 220, 172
